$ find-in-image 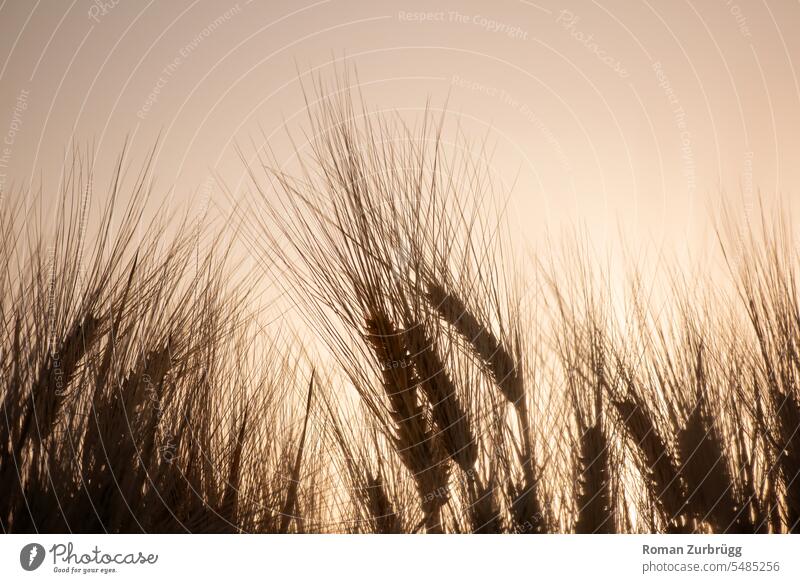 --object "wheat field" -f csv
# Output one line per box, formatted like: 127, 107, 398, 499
1, 89, 798, 534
